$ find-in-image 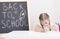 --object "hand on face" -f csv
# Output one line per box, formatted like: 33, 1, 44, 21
41, 19, 50, 27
